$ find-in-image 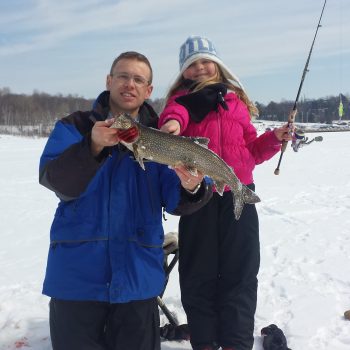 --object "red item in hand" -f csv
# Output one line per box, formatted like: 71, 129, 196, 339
117, 127, 139, 143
